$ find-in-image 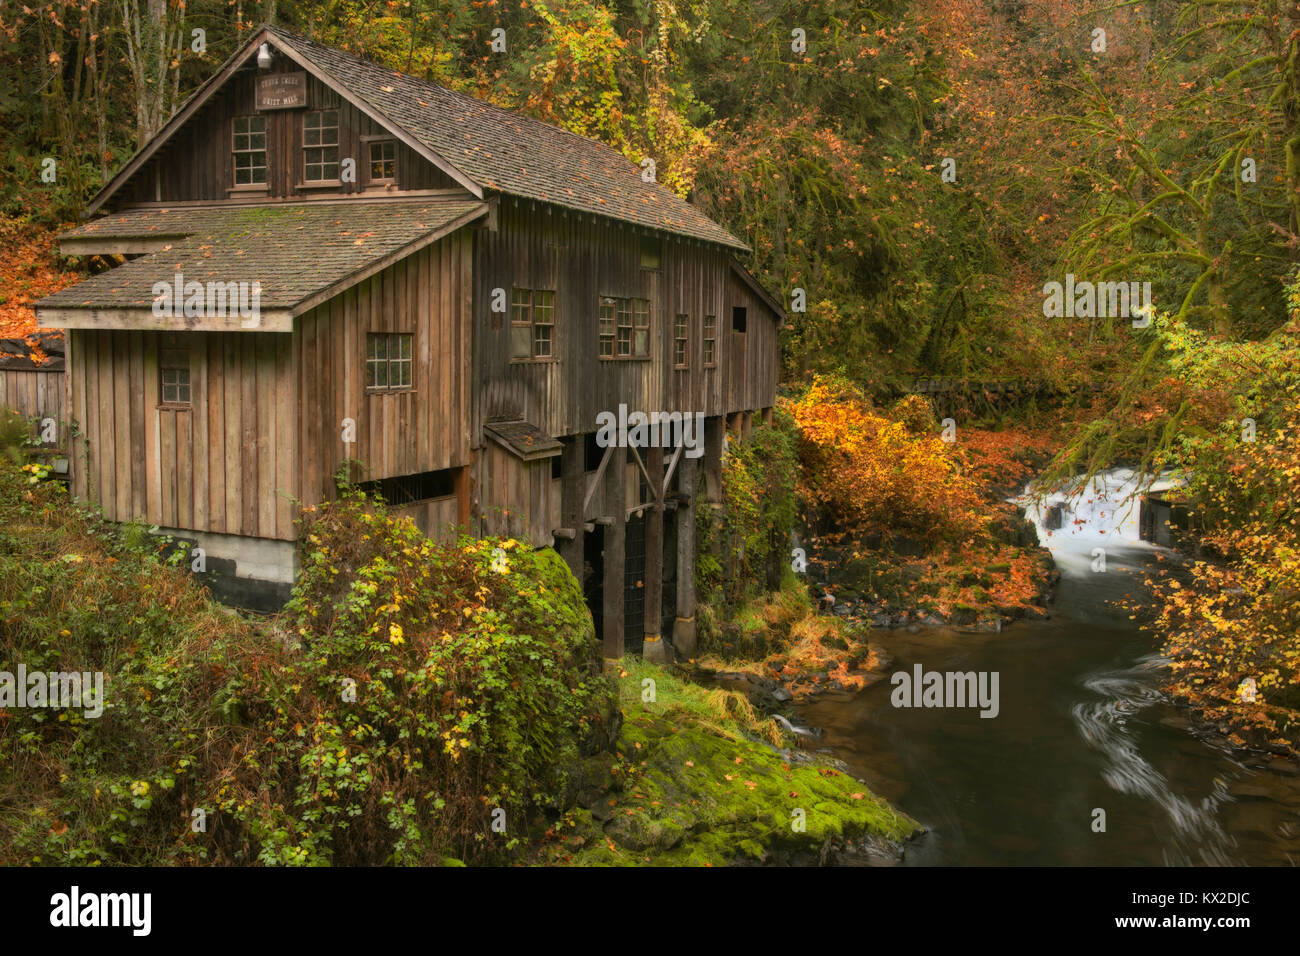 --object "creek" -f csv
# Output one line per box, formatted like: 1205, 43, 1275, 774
797, 469, 1300, 865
